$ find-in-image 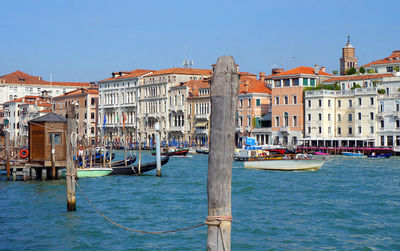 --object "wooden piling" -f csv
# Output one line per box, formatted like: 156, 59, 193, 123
109, 135, 112, 169
138, 136, 142, 175
89, 138, 93, 169
5, 131, 10, 180
155, 122, 161, 177
207, 56, 239, 251
124, 130, 127, 167
66, 104, 77, 211
51, 134, 56, 179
